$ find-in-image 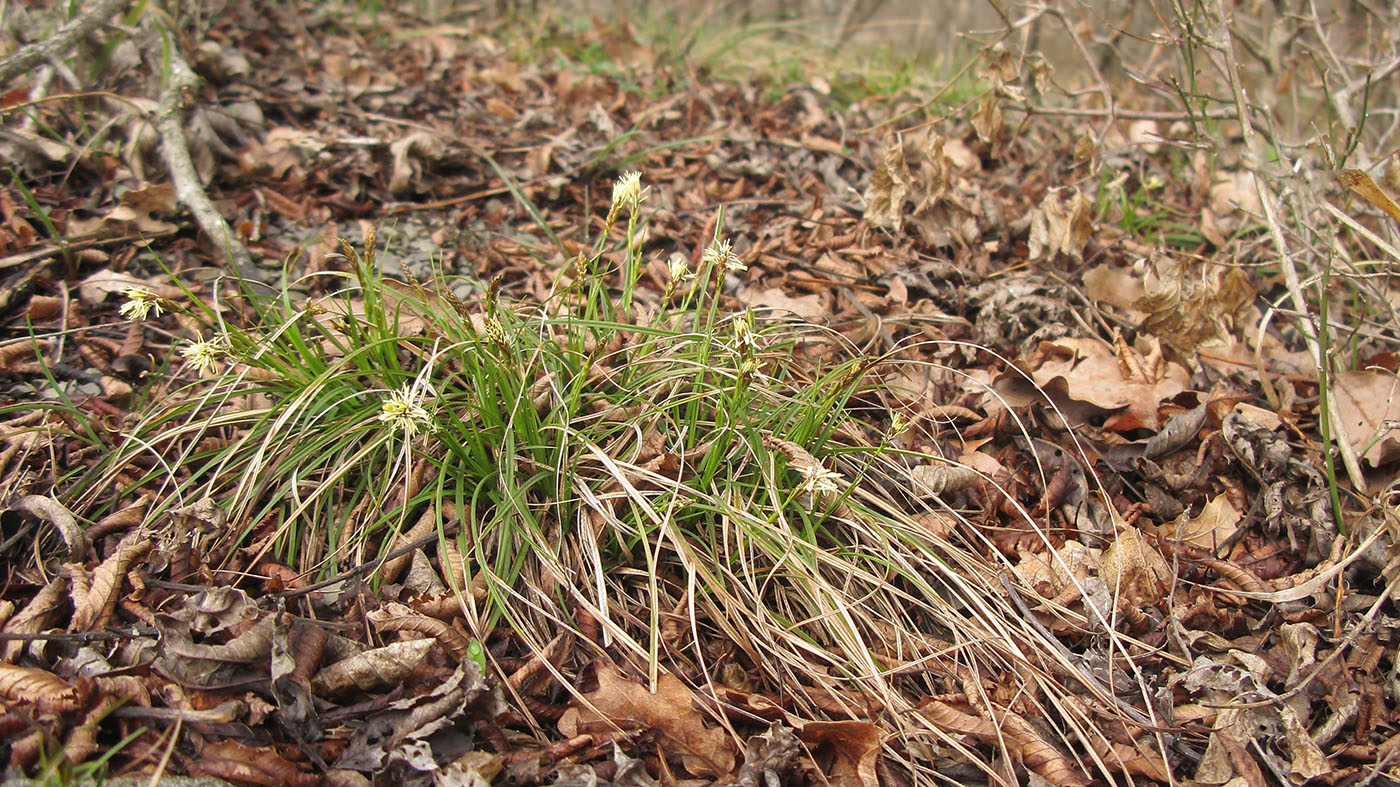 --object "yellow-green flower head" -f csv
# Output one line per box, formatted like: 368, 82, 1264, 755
180, 336, 230, 375
118, 287, 169, 321
702, 239, 746, 273
379, 385, 435, 435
